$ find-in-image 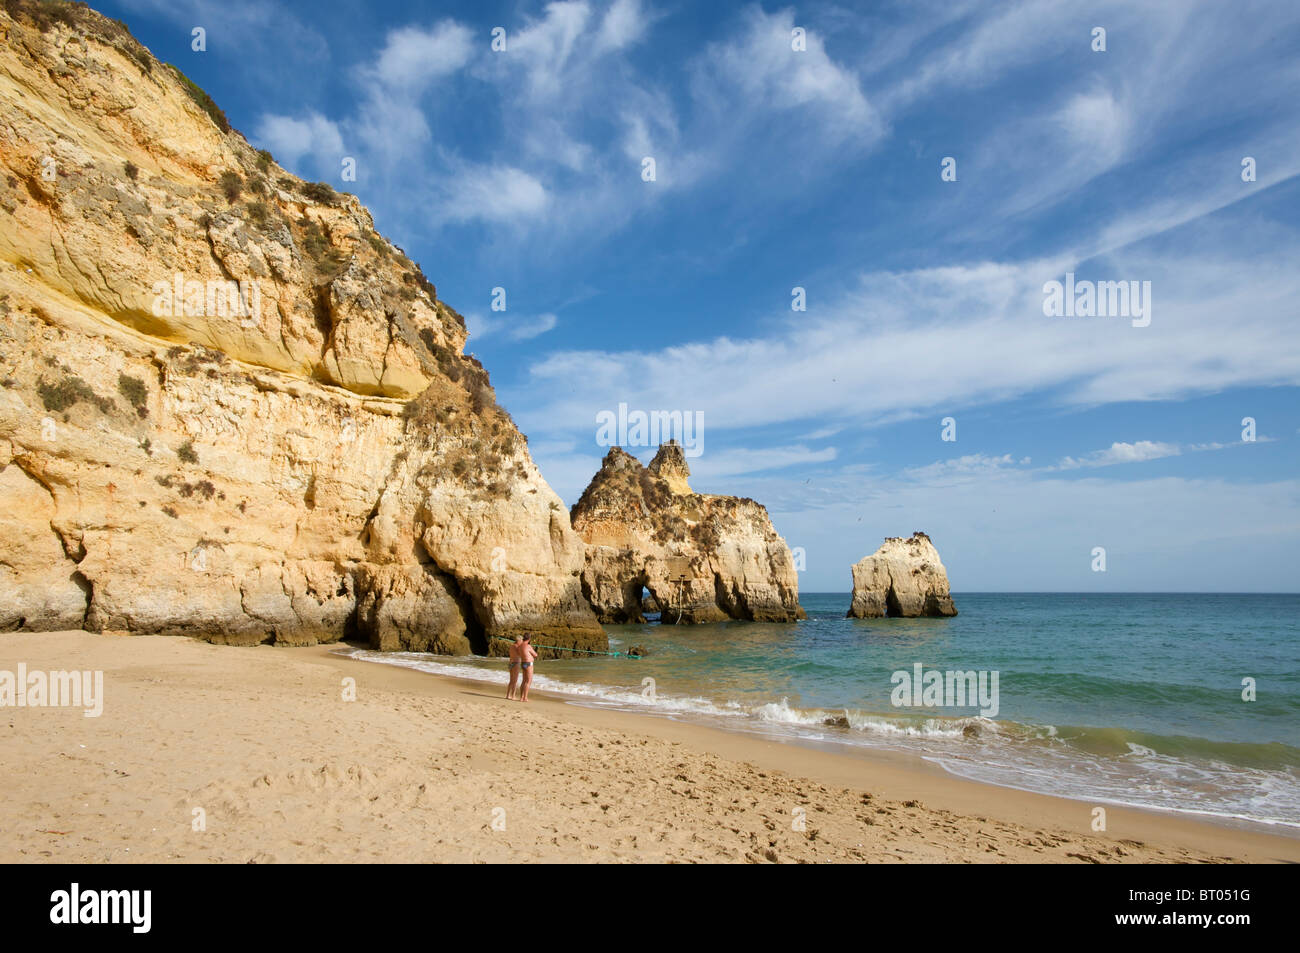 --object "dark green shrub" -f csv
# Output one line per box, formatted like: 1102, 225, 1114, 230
117, 372, 147, 415
247, 200, 271, 227
176, 440, 198, 464
319, 249, 347, 277
125, 43, 152, 74
176, 480, 215, 500
37, 374, 113, 413
219, 170, 243, 202
123, 160, 139, 181
168, 64, 229, 133
471, 383, 496, 415
301, 181, 336, 204
412, 266, 435, 300
298, 217, 328, 258
5, 0, 77, 31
